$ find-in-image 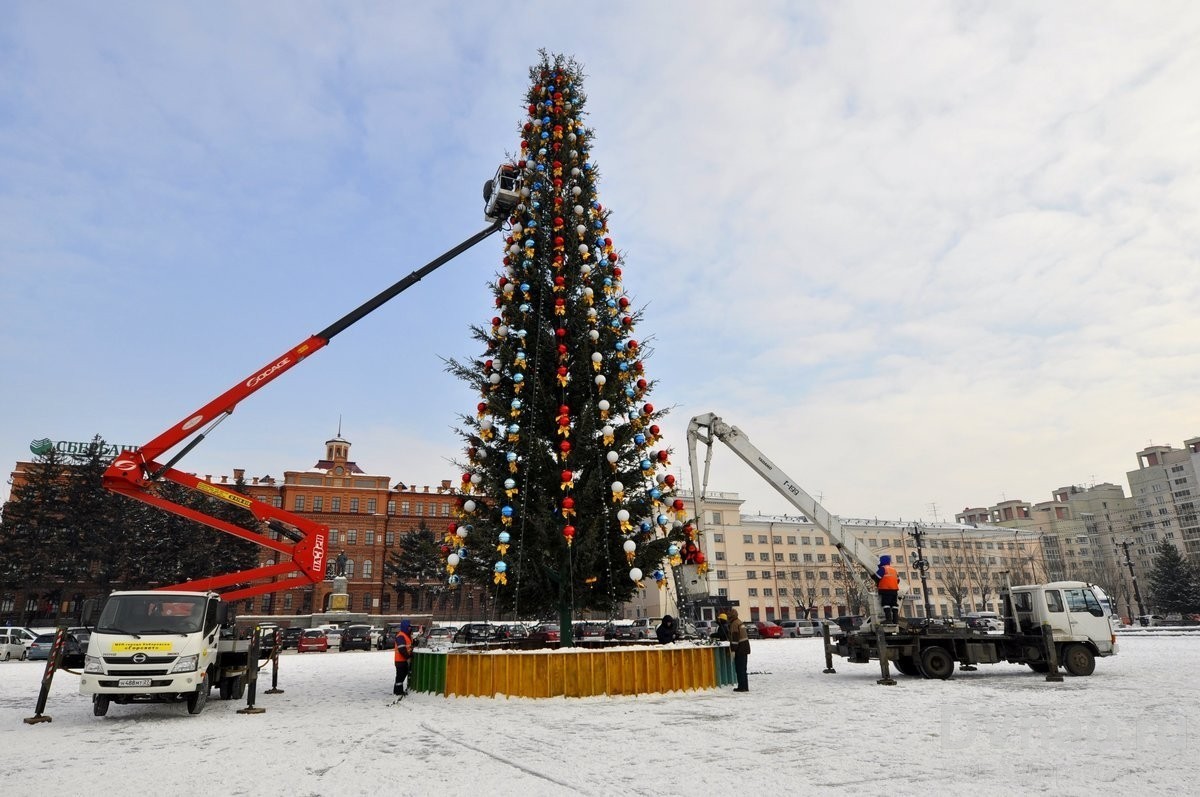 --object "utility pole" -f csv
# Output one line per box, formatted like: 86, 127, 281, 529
908, 524, 935, 620
1117, 540, 1147, 619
